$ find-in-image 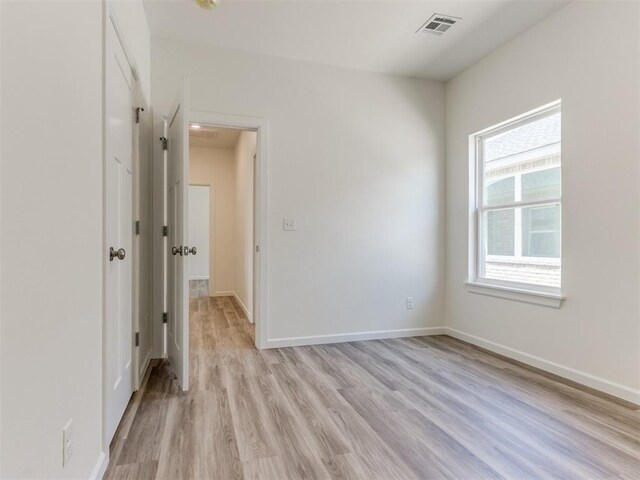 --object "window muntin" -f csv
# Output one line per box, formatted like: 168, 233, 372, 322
473, 104, 561, 291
